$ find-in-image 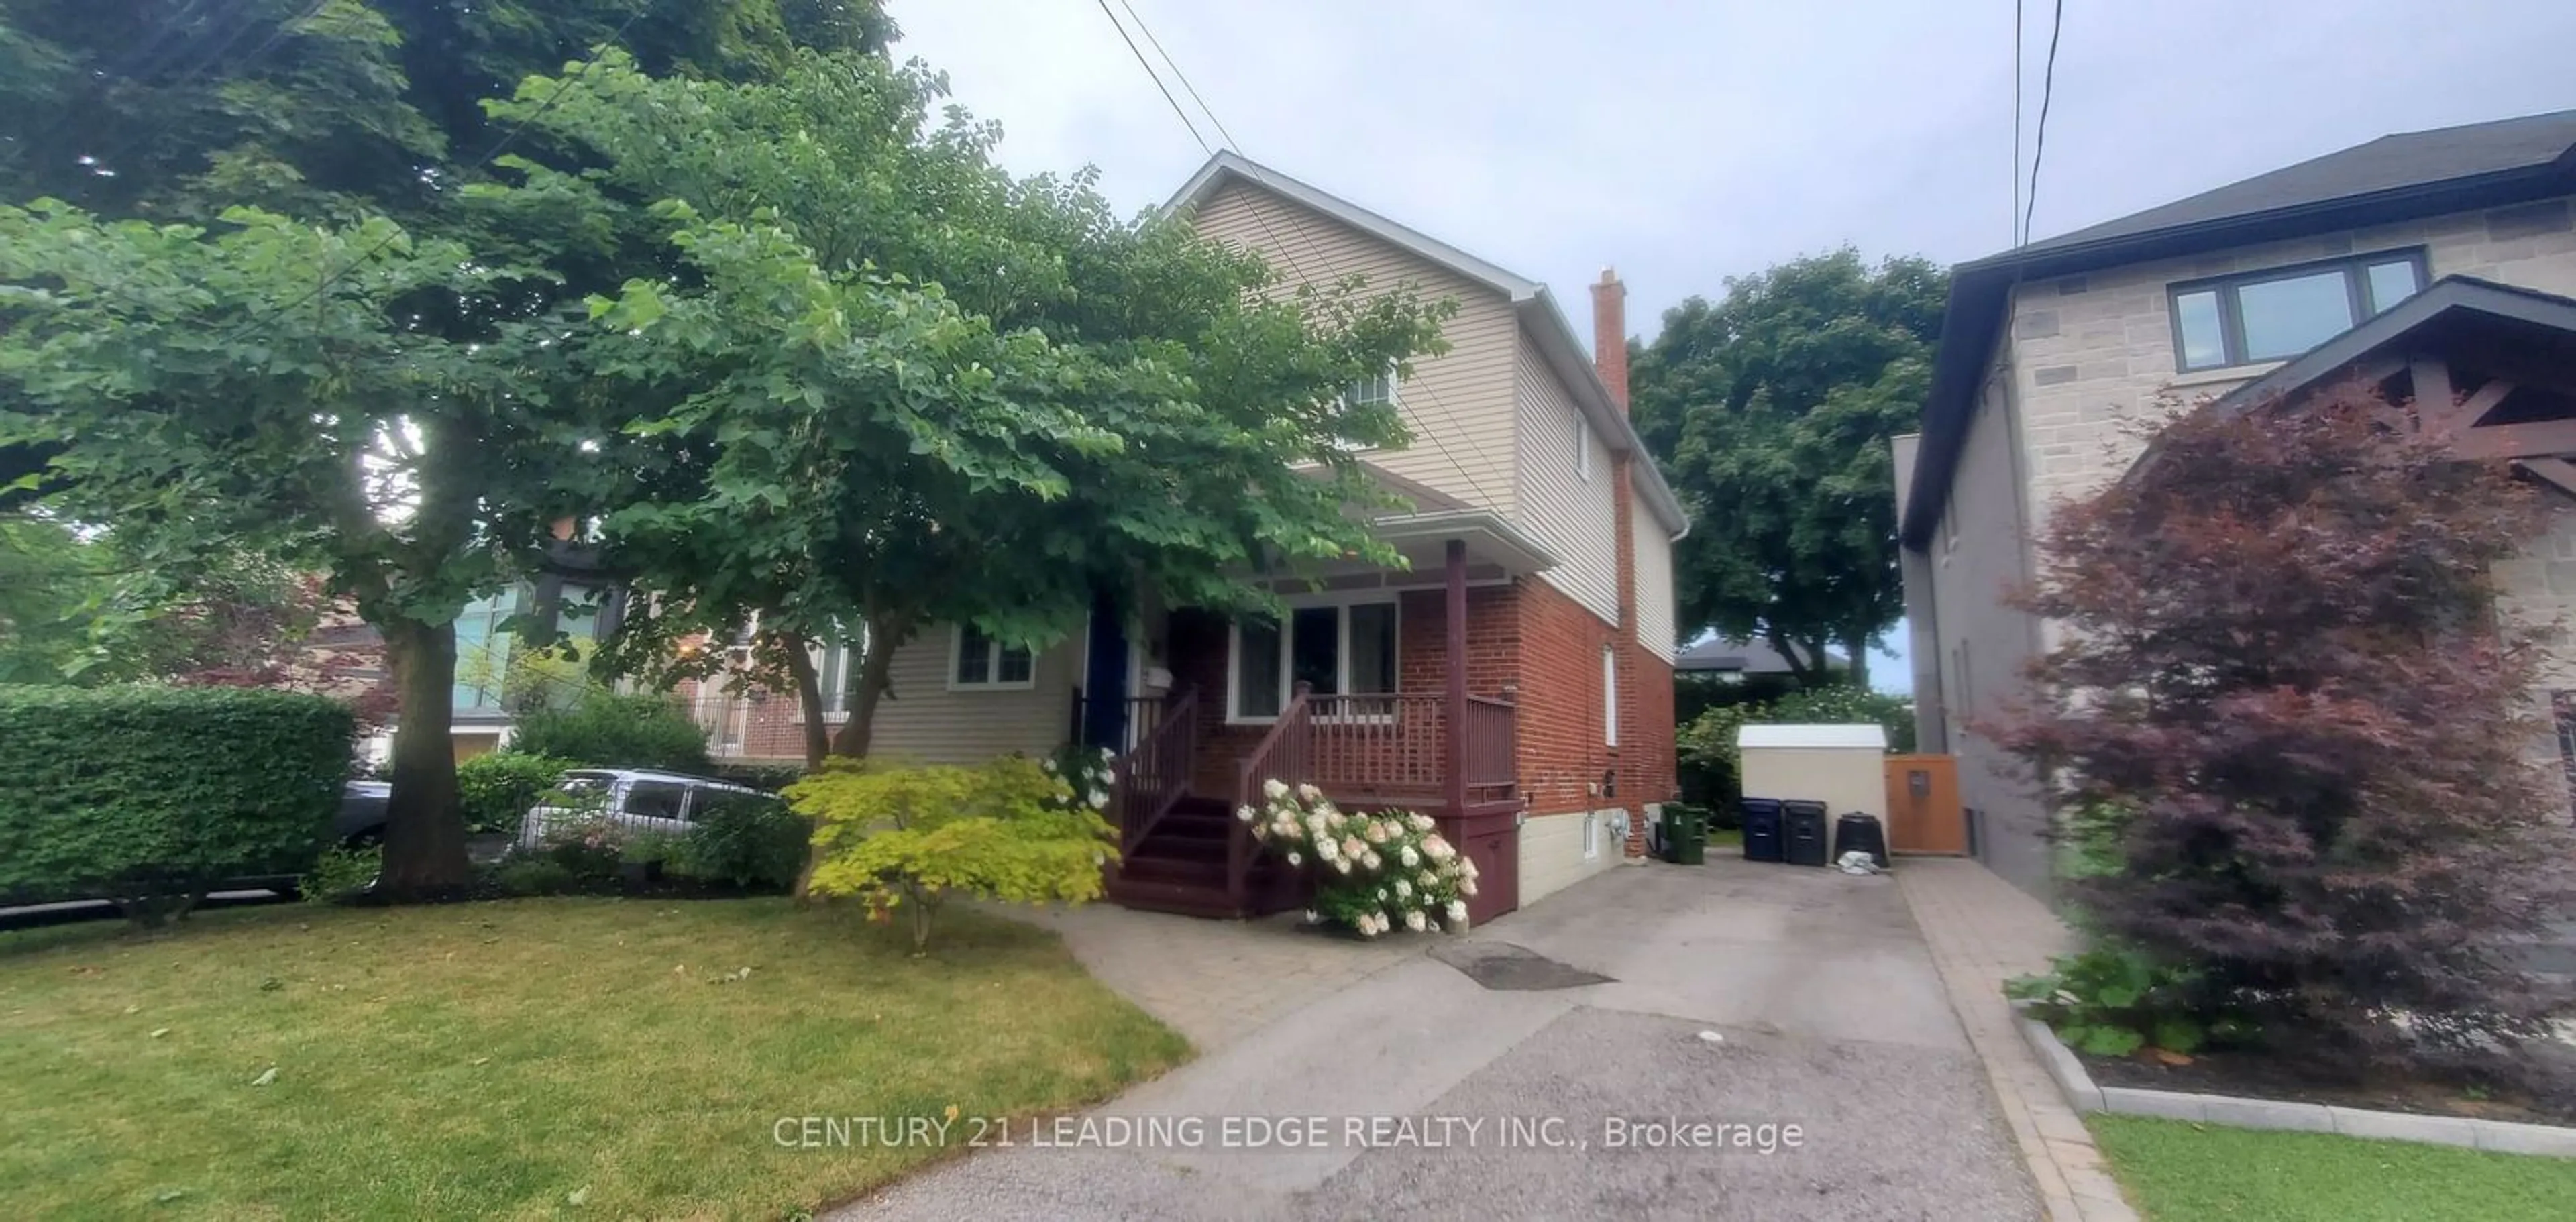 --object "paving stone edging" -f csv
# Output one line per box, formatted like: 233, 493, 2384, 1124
2012, 1007, 2576, 1157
